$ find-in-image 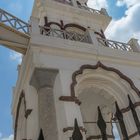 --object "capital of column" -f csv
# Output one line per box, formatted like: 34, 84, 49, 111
30, 68, 58, 91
